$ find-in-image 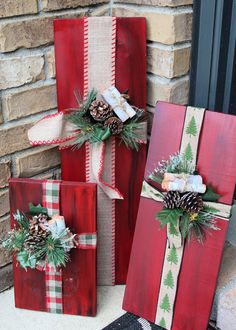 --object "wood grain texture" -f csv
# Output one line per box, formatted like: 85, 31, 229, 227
123, 102, 236, 330
54, 18, 147, 284
9, 178, 97, 316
